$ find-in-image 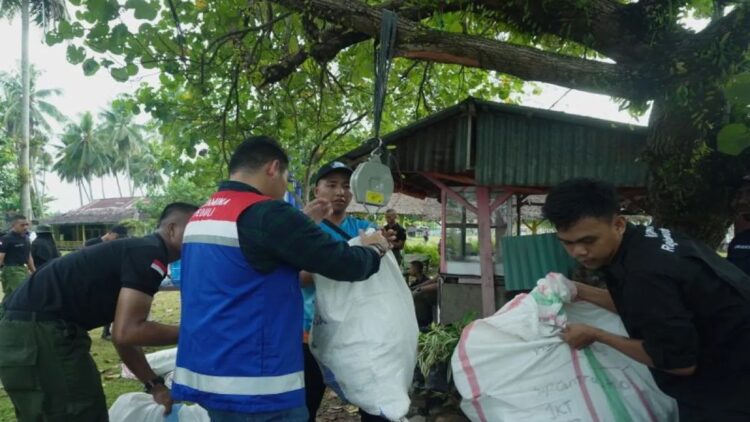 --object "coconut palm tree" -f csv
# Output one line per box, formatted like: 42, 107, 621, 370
53, 112, 108, 206
1, 68, 65, 215
1, 67, 66, 138
98, 101, 146, 196
0, 0, 67, 219
129, 141, 163, 195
